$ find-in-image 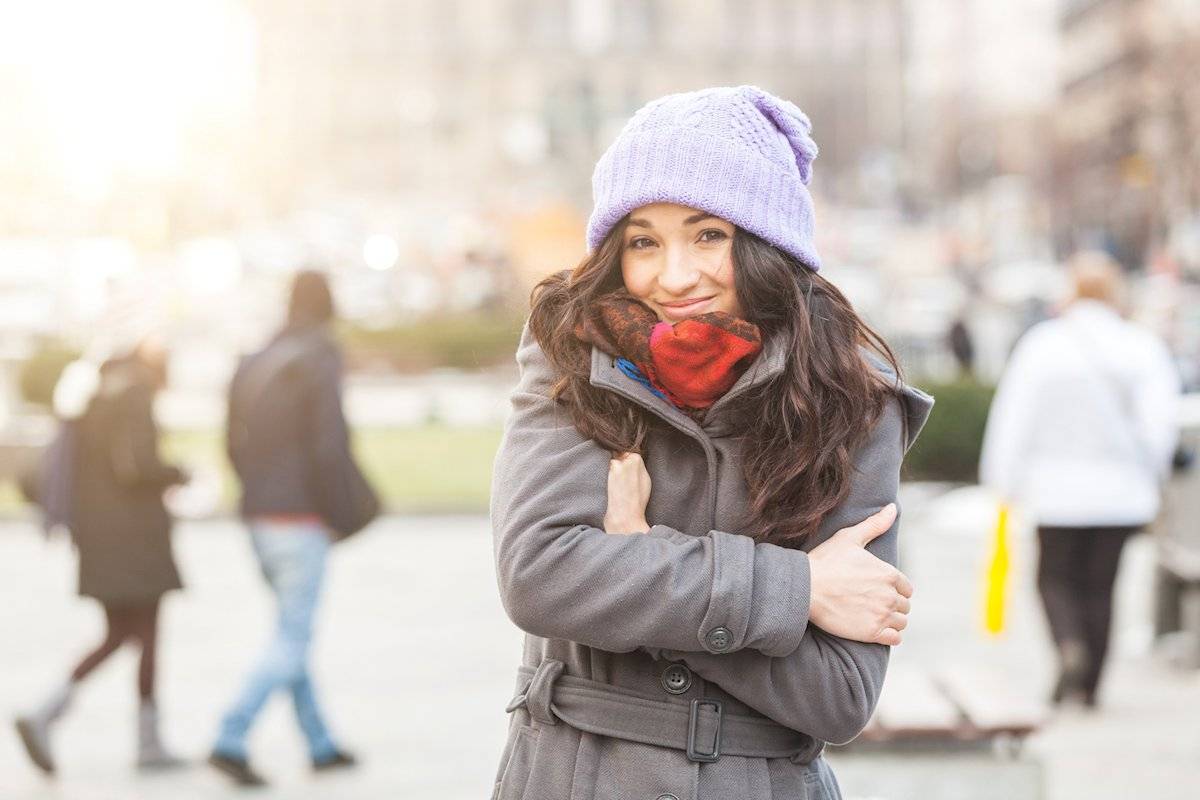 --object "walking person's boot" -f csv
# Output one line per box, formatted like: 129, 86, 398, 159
13, 681, 73, 775
208, 750, 268, 787
313, 748, 359, 773
136, 701, 187, 770
1050, 638, 1090, 707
